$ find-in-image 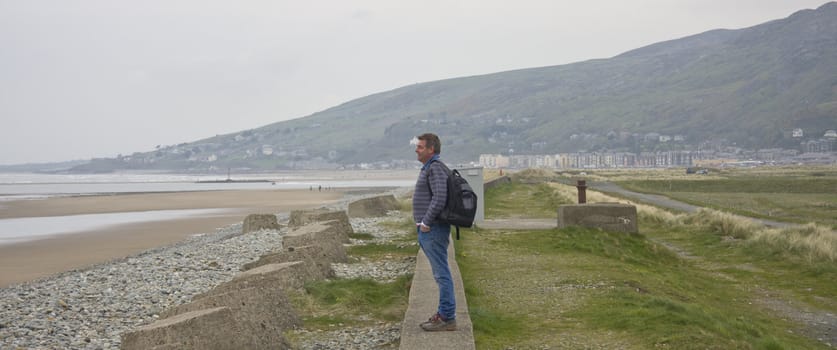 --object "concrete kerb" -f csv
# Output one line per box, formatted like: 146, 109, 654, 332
400, 239, 475, 350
